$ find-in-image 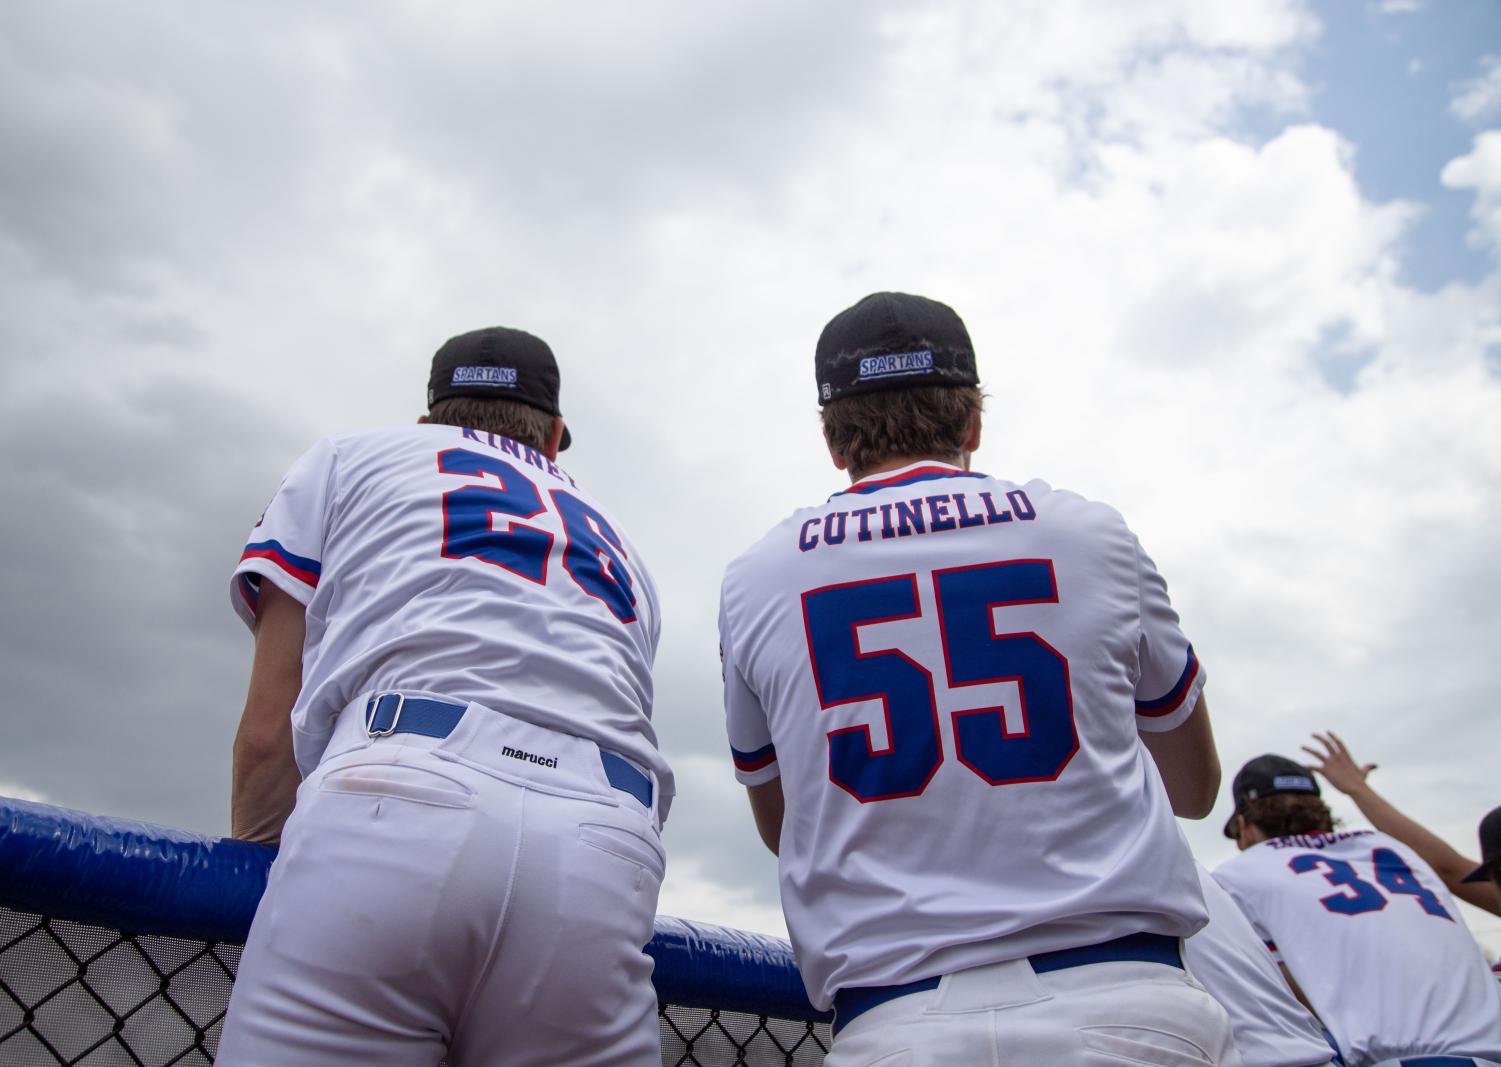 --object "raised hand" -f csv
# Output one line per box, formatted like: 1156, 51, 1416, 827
1302, 731, 1377, 796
